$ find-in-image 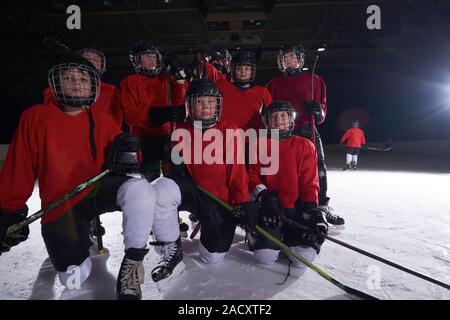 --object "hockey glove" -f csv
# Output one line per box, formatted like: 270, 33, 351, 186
164, 54, 188, 82
0, 207, 29, 255
105, 134, 141, 174
304, 100, 324, 122
148, 105, 186, 127
282, 207, 328, 253
233, 201, 260, 231
256, 190, 283, 229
